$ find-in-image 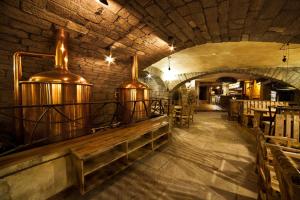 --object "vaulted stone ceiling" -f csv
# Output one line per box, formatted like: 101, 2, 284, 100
115, 0, 300, 88
2, 0, 300, 71
151, 42, 300, 76
116, 0, 300, 58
